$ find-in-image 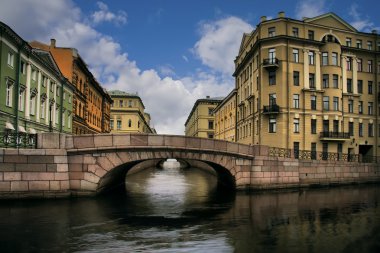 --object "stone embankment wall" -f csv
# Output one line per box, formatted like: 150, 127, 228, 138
0, 133, 379, 198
